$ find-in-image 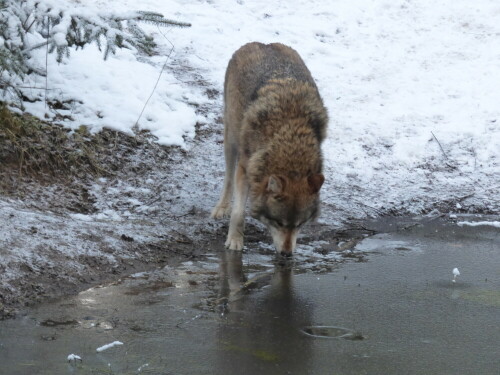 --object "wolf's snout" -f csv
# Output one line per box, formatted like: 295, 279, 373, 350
282, 233, 296, 255
270, 227, 298, 255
